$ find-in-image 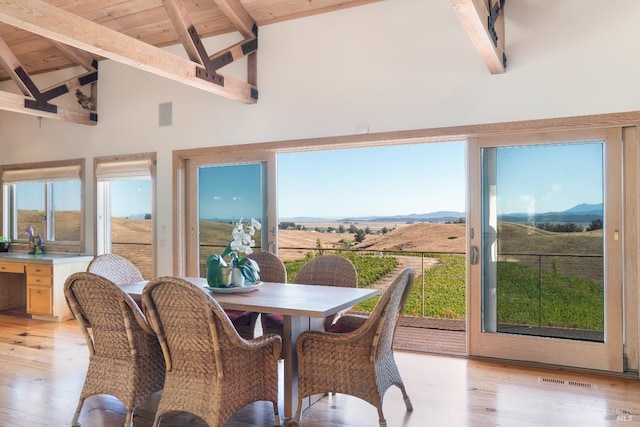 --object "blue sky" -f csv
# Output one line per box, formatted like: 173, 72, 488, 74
198, 164, 262, 220
31, 140, 601, 219
118, 140, 602, 219
278, 142, 466, 218
495, 142, 602, 214
111, 180, 152, 218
